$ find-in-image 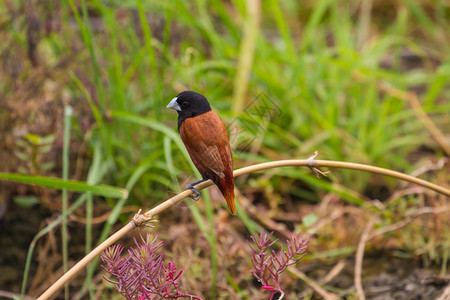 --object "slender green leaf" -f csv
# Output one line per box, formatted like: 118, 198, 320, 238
0, 173, 128, 199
